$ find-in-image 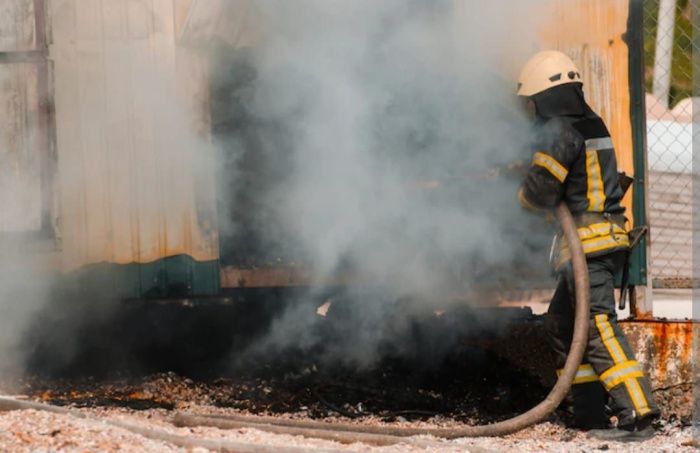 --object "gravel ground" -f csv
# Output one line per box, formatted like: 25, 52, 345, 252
0, 404, 694, 452
0, 372, 694, 452
0, 409, 176, 452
